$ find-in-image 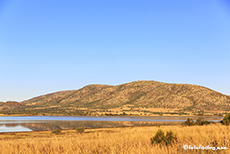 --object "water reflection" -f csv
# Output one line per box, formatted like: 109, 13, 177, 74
0, 116, 223, 121
0, 124, 32, 132
0, 121, 181, 132
0, 116, 222, 133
